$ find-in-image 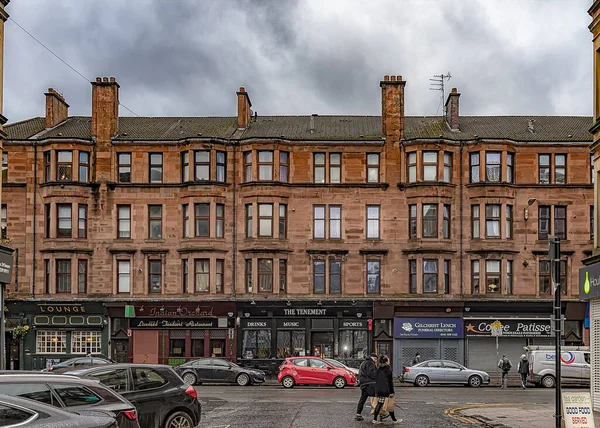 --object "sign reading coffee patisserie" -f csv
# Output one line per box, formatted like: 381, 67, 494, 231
464, 318, 553, 337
